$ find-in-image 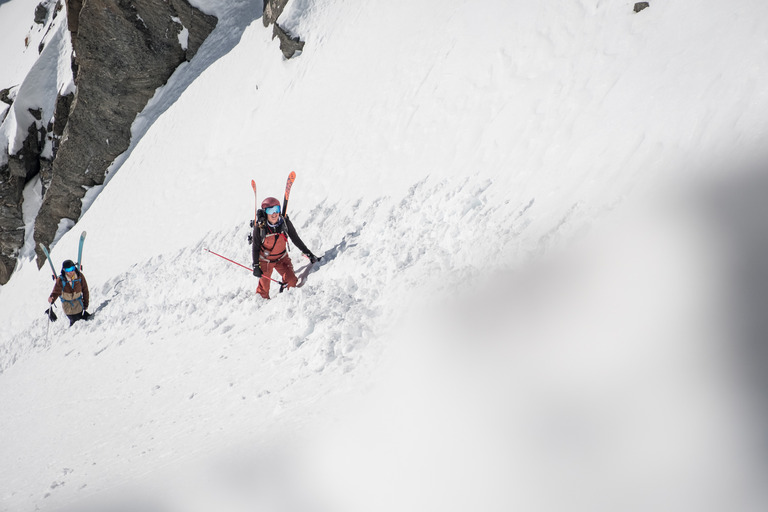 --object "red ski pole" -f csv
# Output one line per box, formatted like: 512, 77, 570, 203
204, 248, 285, 286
